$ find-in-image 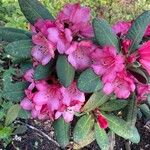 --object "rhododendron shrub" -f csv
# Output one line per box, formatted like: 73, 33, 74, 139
0, 0, 150, 149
